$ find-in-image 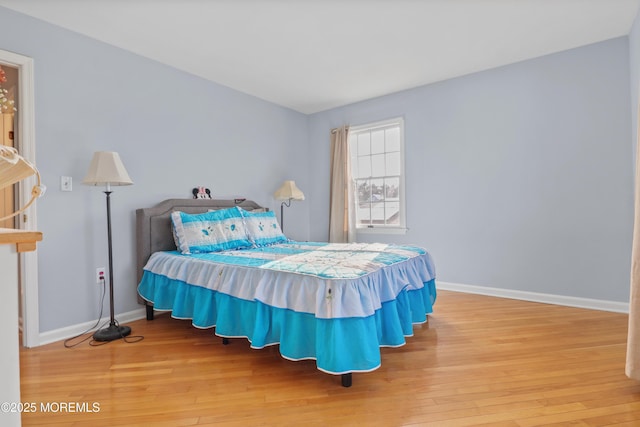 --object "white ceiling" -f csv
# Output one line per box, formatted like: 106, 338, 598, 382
1, 0, 639, 114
